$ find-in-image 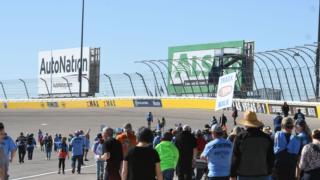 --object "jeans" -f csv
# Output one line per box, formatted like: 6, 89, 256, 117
27, 146, 34, 160
96, 160, 105, 180
238, 175, 271, 180
162, 169, 175, 180
18, 146, 26, 163
71, 155, 83, 173
46, 150, 52, 160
